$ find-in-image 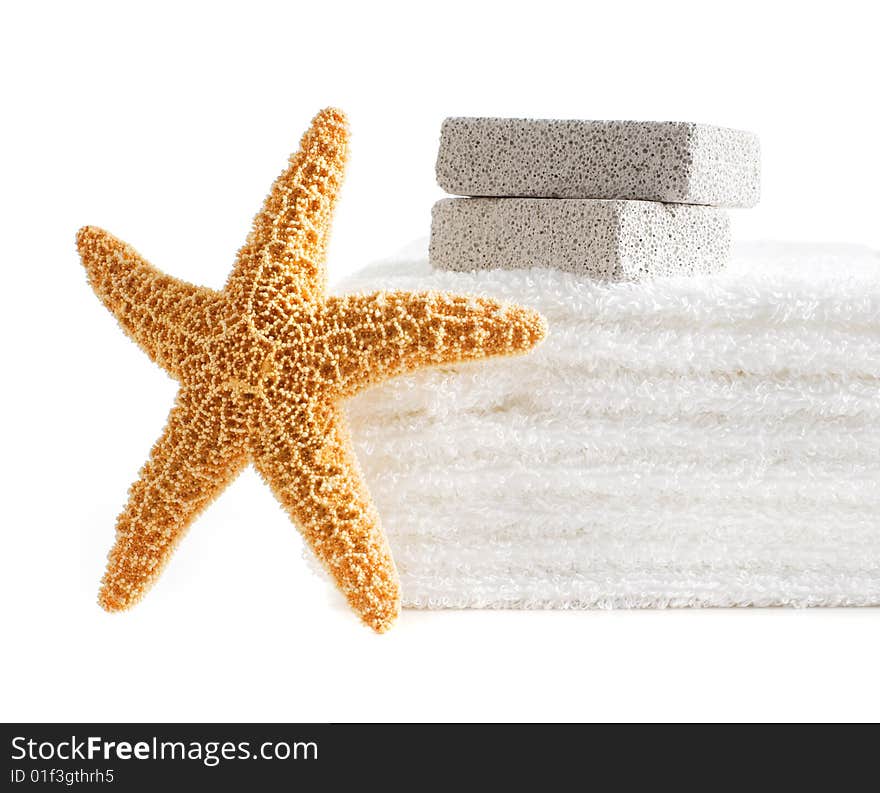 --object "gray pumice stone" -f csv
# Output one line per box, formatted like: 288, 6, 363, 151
436, 117, 760, 208
429, 197, 731, 280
